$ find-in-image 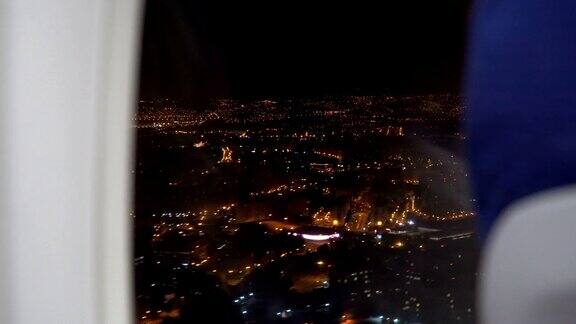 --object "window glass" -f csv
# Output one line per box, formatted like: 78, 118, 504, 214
134, 2, 476, 323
